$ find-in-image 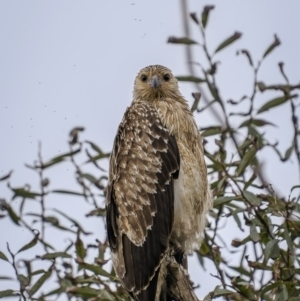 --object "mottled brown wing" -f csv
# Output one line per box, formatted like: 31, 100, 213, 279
106, 102, 180, 299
